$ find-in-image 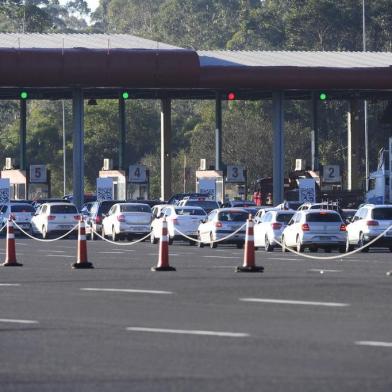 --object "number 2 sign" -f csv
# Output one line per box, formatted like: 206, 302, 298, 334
322, 165, 341, 183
